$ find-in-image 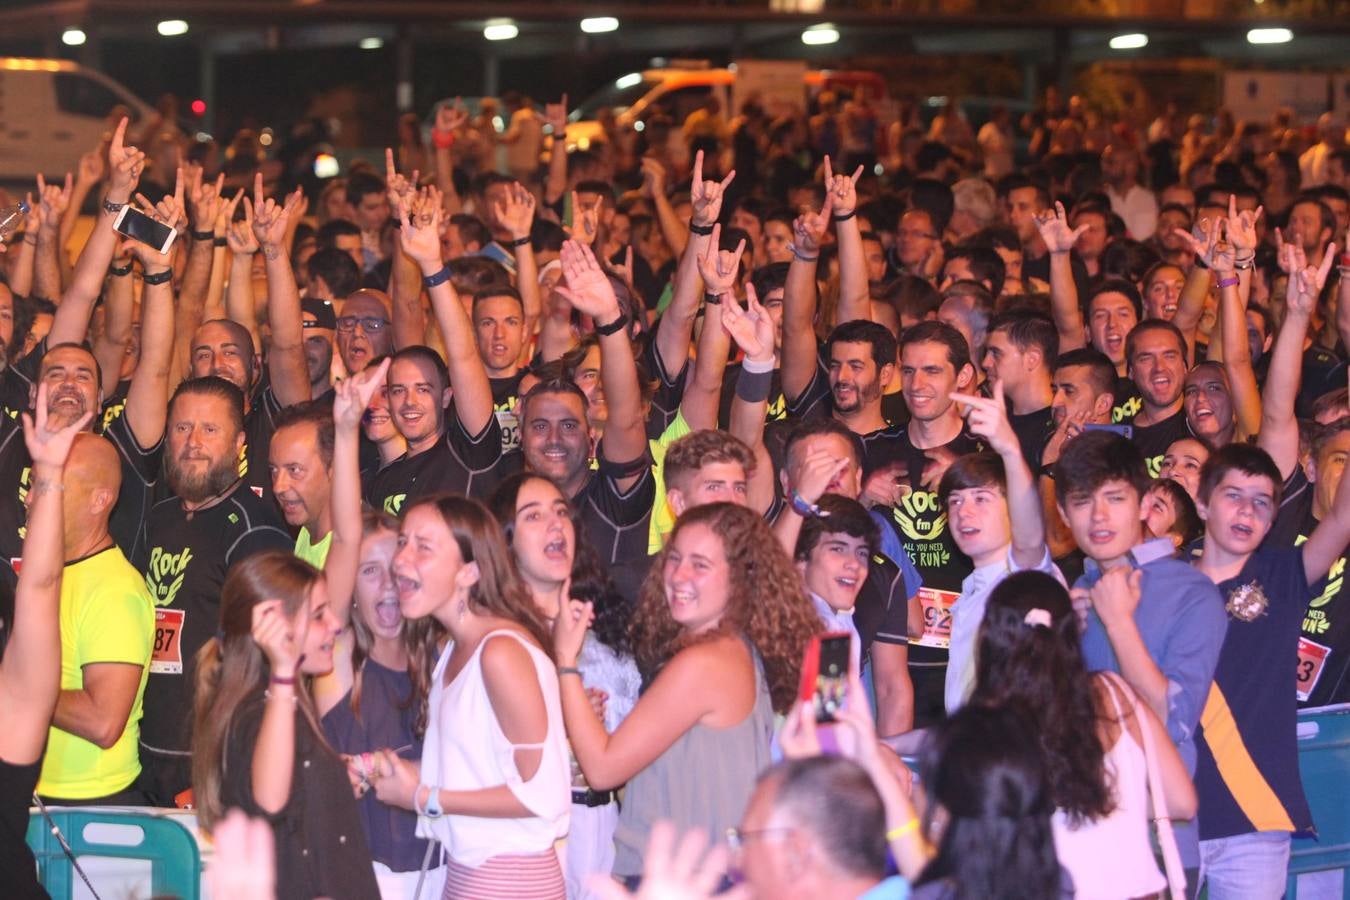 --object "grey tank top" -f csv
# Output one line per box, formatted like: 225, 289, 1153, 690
611, 640, 775, 877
